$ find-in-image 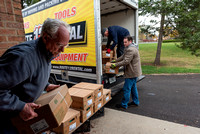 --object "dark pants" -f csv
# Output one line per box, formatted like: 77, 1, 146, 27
121, 77, 139, 108
117, 42, 125, 58
0, 119, 19, 134
0, 127, 19, 134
